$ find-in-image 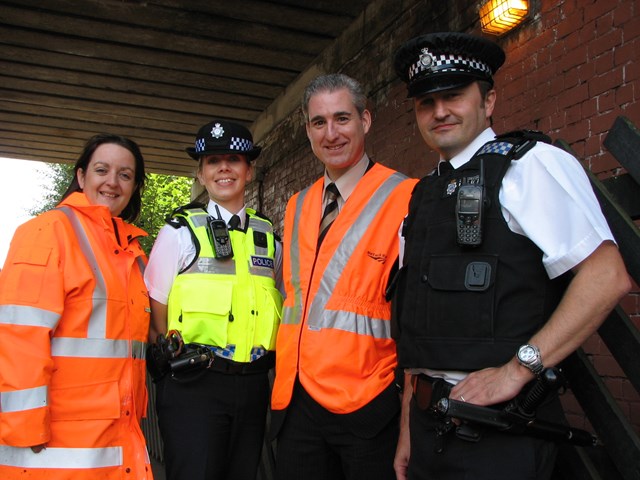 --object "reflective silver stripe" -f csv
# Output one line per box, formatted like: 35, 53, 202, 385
186, 210, 209, 227
0, 385, 48, 413
286, 188, 311, 327
184, 257, 237, 275
281, 305, 298, 326
0, 305, 60, 329
308, 309, 391, 338
136, 256, 146, 276
52, 338, 130, 358
249, 266, 275, 278
304, 173, 406, 339
50, 338, 146, 359
248, 216, 273, 234
0, 445, 123, 469
132, 340, 147, 359
57, 207, 108, 339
